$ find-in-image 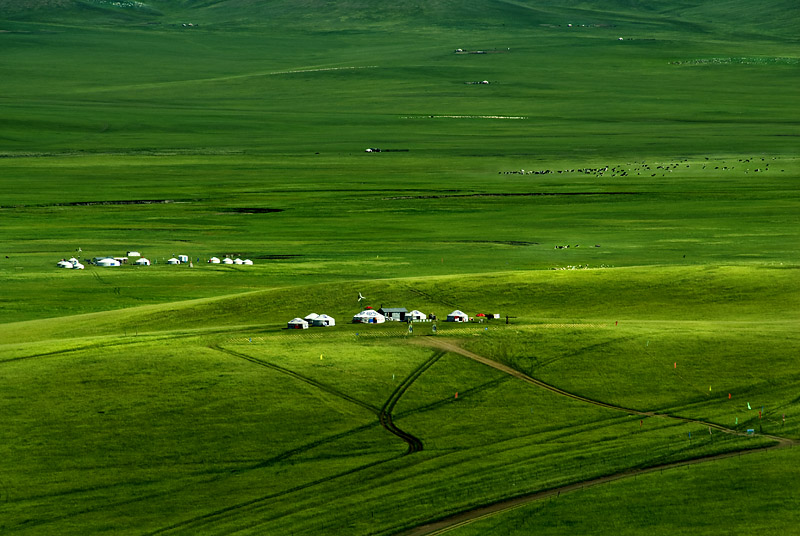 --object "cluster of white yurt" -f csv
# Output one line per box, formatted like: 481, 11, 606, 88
352, 309, 386, 324
288, 313, 335, 329
57, 257, 85, 269
210, 257, 254, 265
